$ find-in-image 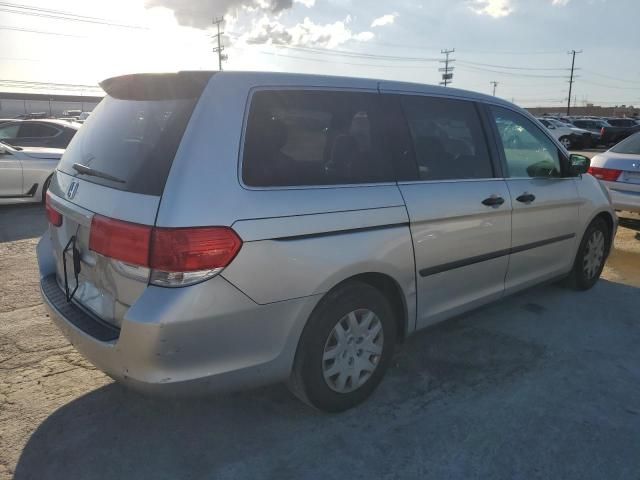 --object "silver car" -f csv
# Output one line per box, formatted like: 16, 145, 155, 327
589, 132, 640, 213
37, 71, 616, 412
0, 141, 62, 205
